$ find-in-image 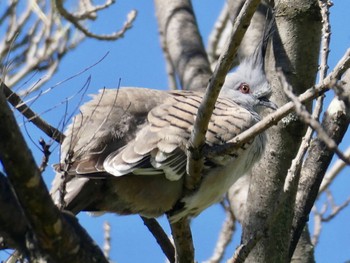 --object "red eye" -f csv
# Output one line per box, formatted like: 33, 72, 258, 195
239, 83, 250, 94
